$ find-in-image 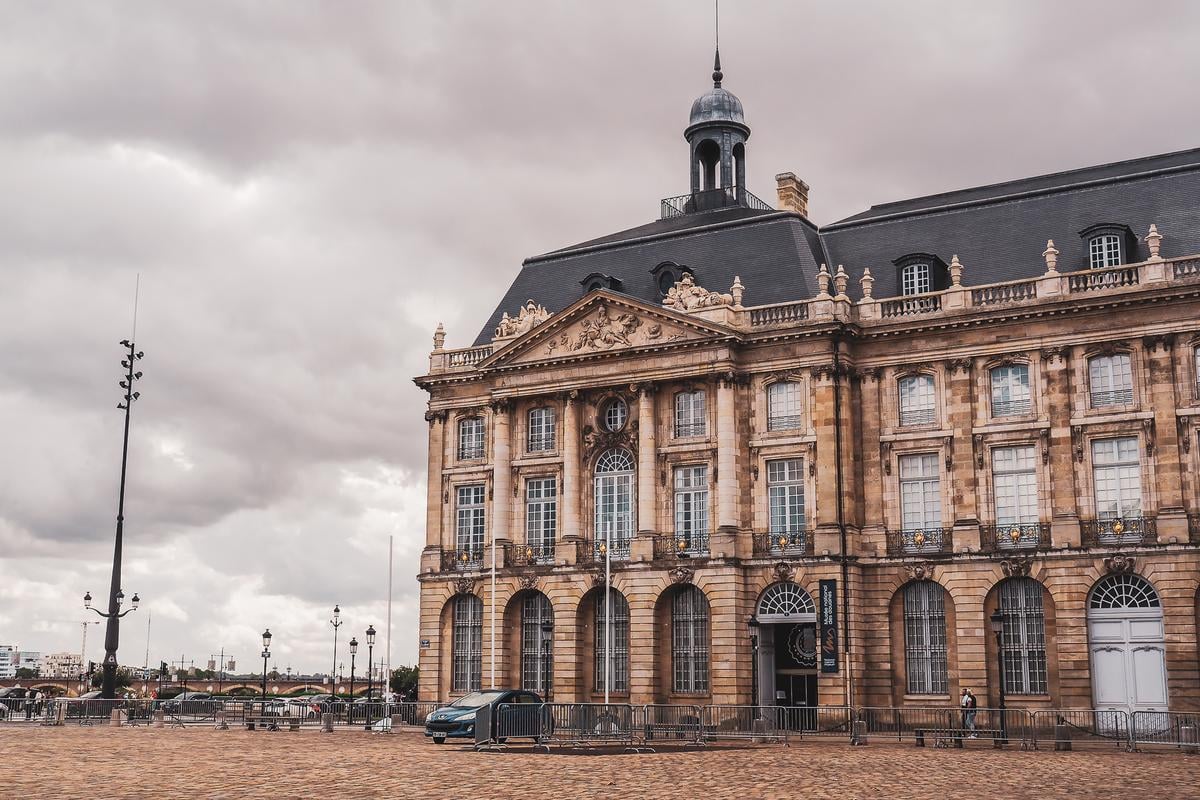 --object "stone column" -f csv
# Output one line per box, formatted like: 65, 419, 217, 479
858, 370, 886, 554
946, 359, 980, 552
423, 411, 447, 565
561, 392, 581, 562
1041, 347, 1081, 547
637, 386, 658, 538
490, 401, 512, 561
716, 376, 739, 531
1145, 335, 1187, 542
811, 366, 841, 554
